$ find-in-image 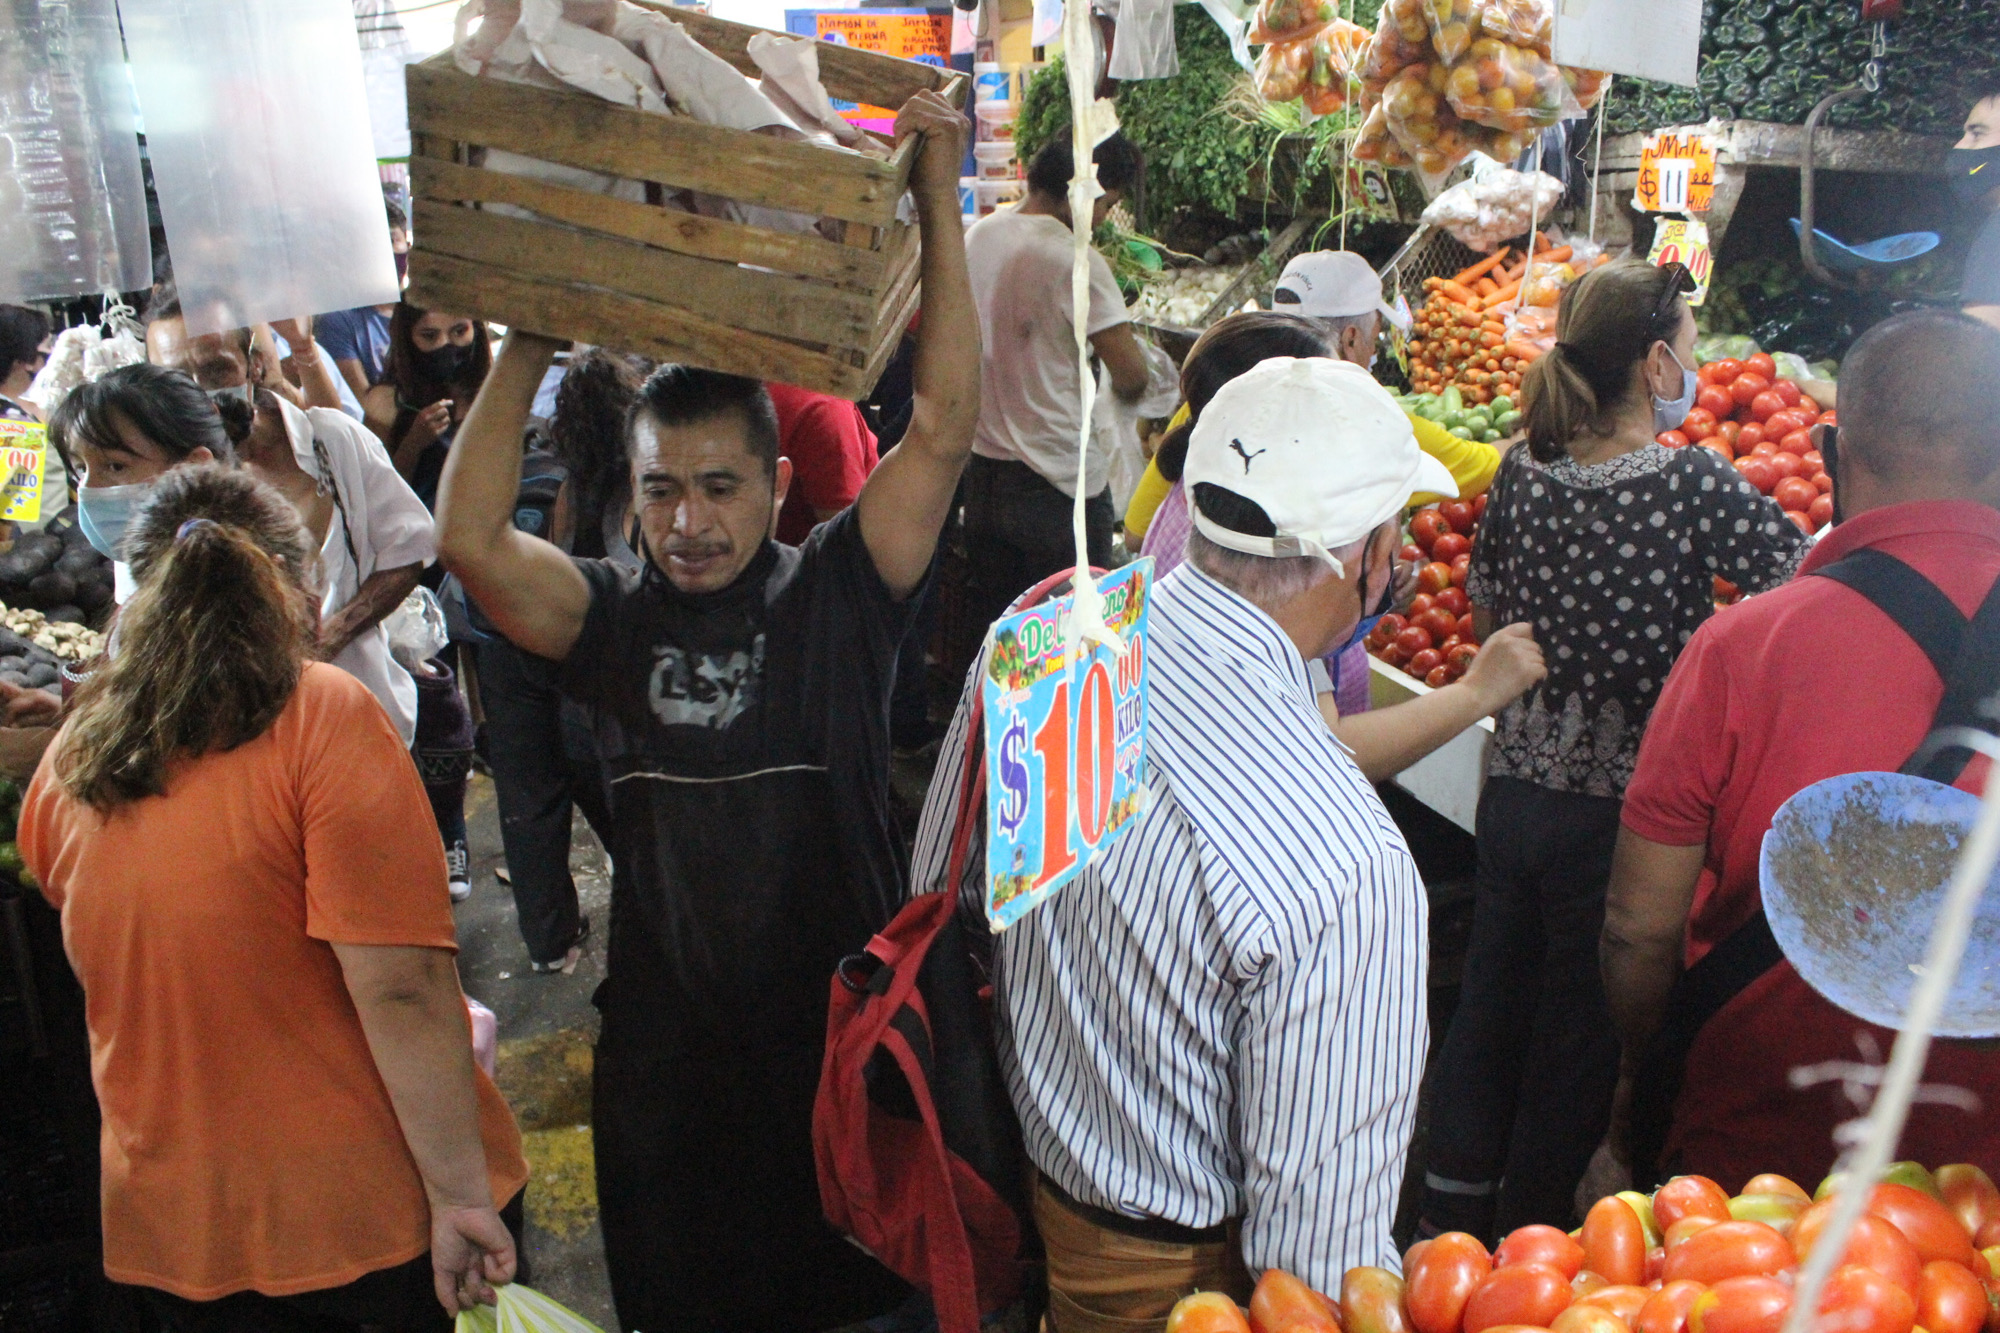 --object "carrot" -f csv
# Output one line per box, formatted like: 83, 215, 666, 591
1503, 341, 1543, 363
1540, 245, 1573, 264
1474, 277, 1500, 297
1480, 320, 1508, 336
1436, 279, 1479, 306
1533, 231, 1553, 253
1480, 281, 1521, 309
1450, 246, 1511, 285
